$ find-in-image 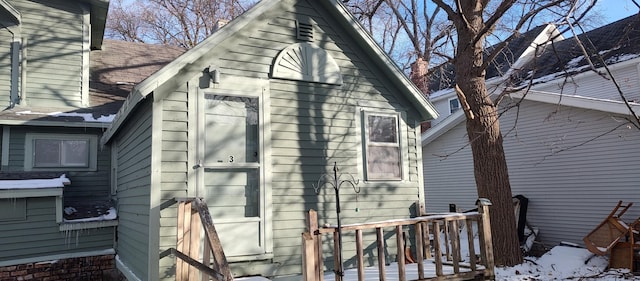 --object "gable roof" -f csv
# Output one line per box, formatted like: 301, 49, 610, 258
0, 40, 184, 127
100, 0, 439, 144
428, 24, 556, 97
422, 15, 640, 146
518, 15, 640, 84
